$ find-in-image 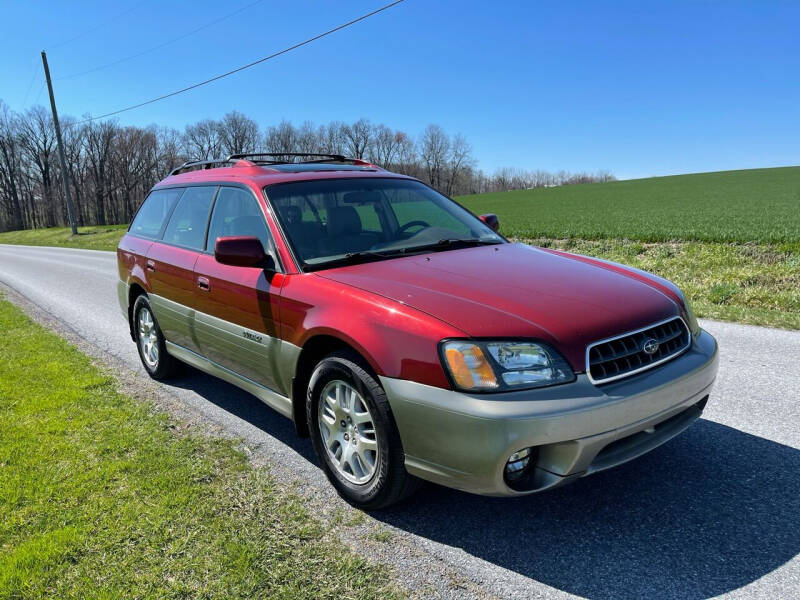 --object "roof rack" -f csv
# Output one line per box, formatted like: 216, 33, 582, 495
227, 152, 377, 167
169, 158, 255, 176
227, 152, 348, 163
169, 153, 378, 176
